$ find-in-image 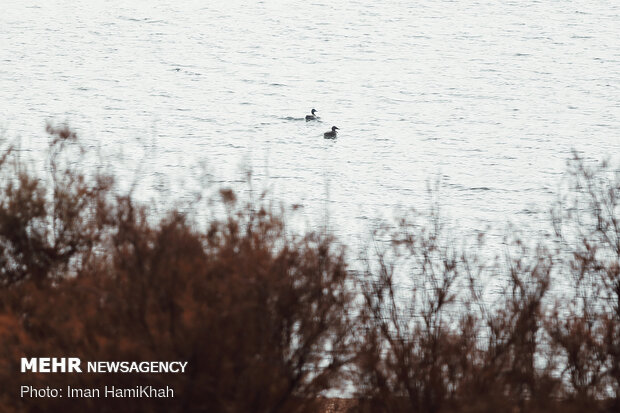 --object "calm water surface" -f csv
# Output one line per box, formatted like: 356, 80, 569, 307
2, 0, 619, 246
